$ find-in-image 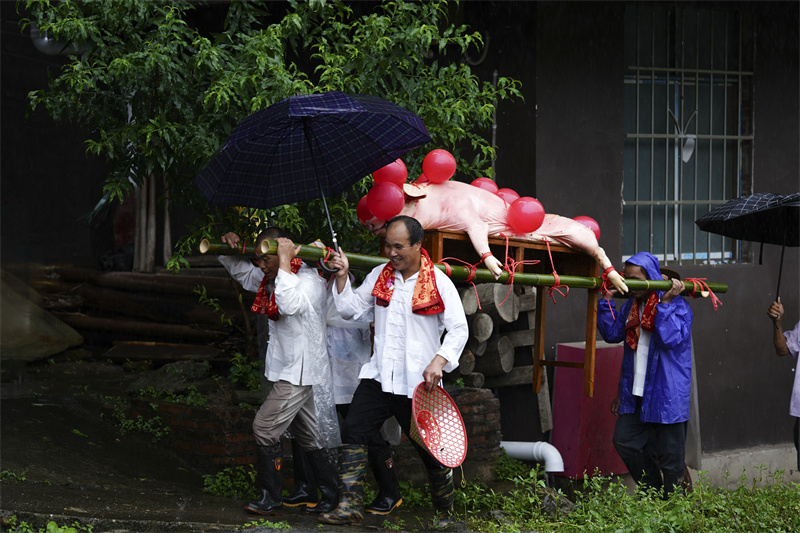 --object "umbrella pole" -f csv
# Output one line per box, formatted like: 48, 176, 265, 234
303, 118, 339, 255
776, 242, 786, 299
318, 190, 338, 253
